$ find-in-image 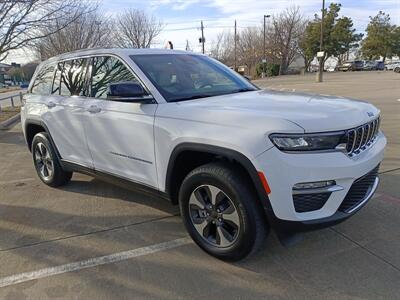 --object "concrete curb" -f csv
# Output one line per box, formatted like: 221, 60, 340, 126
0, 112, 21, 130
